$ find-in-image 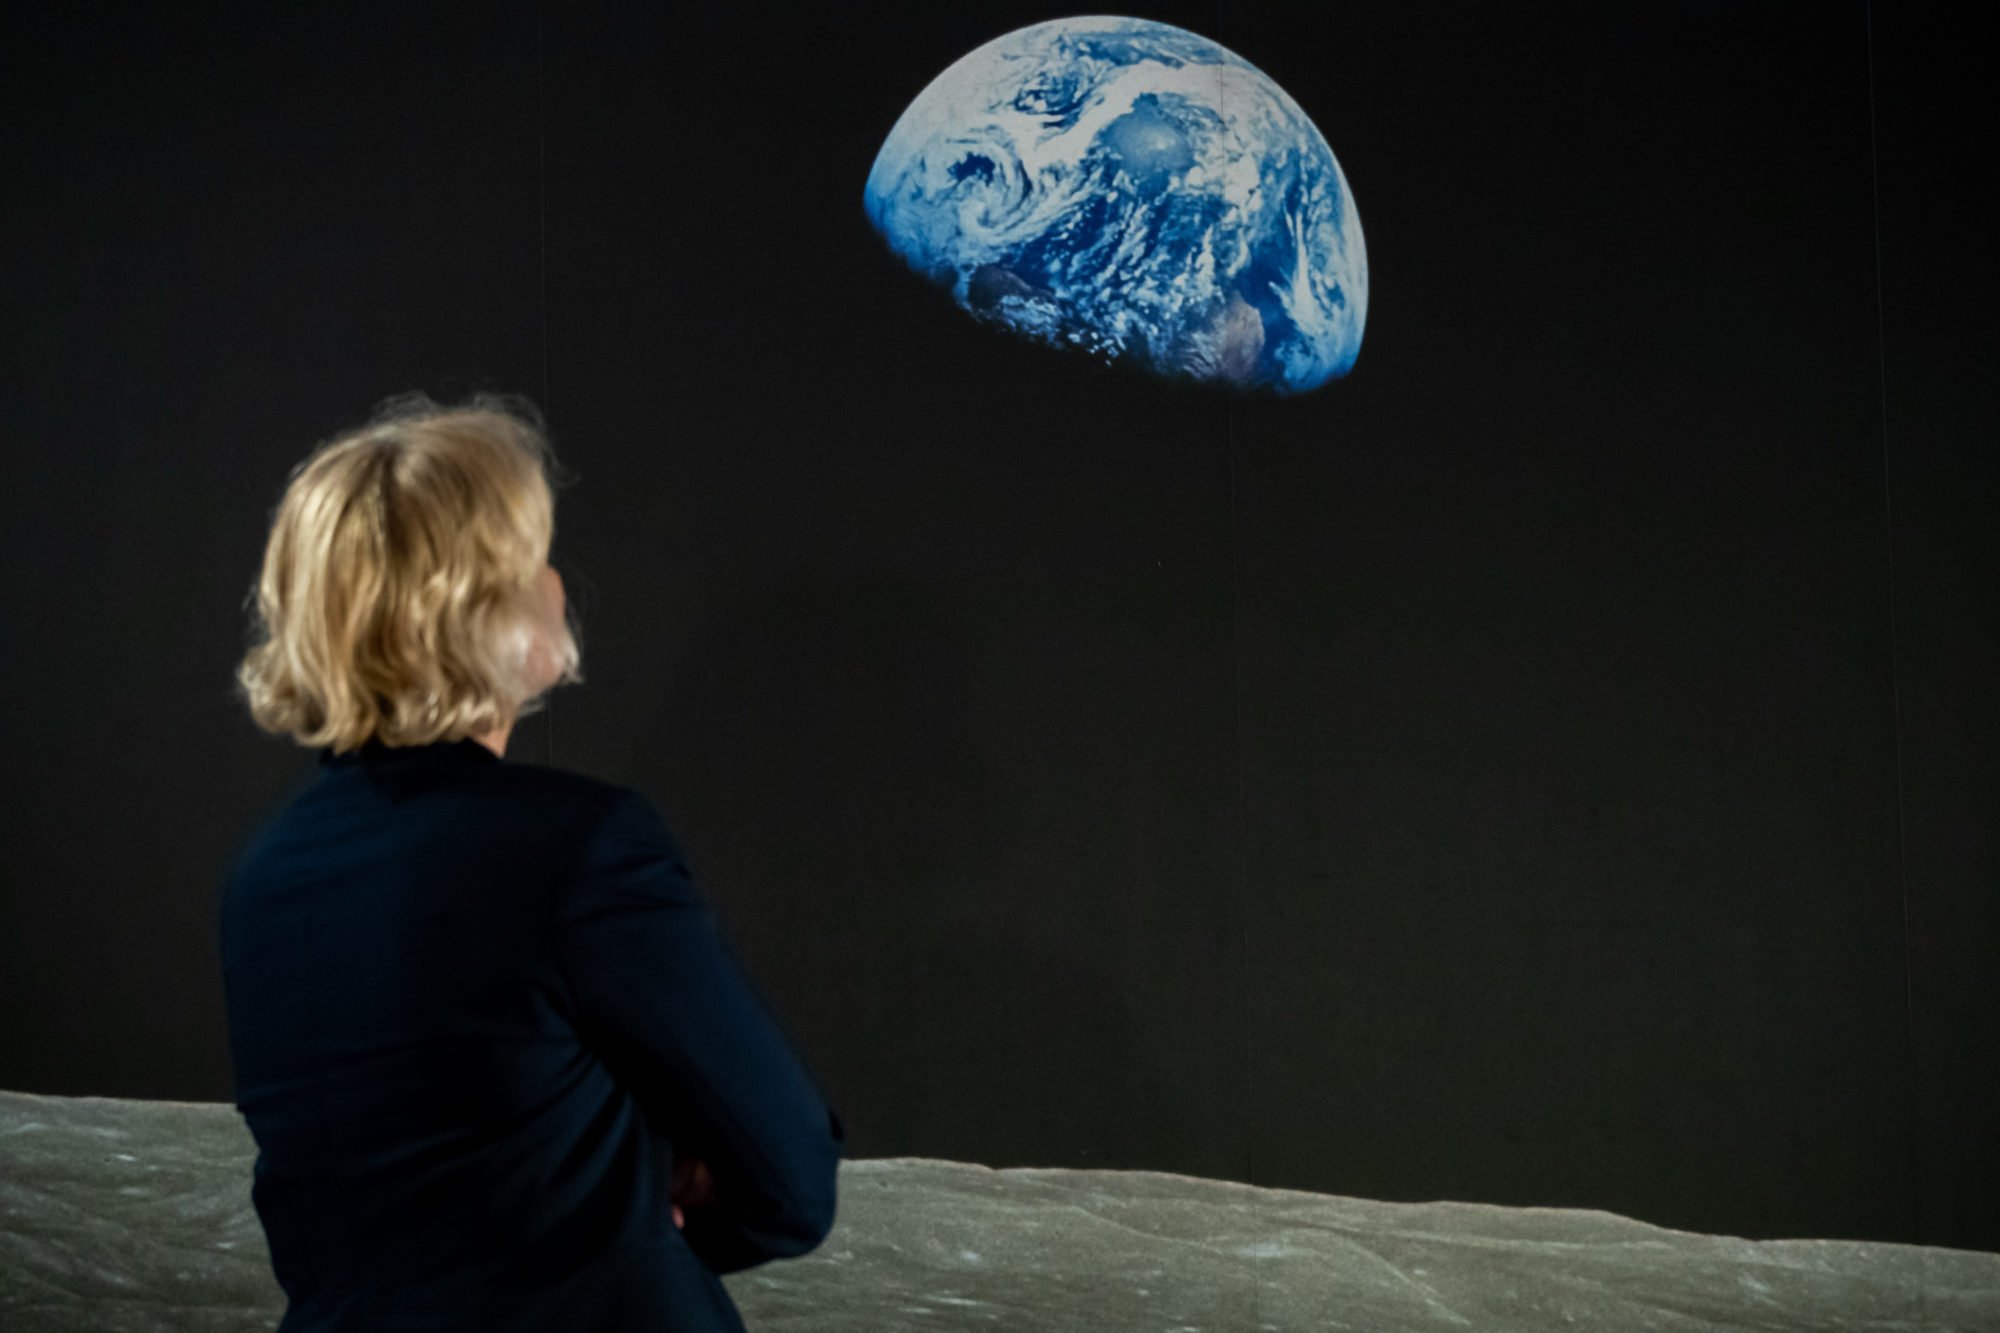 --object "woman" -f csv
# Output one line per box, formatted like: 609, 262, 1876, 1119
221, 392, 843, 1331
